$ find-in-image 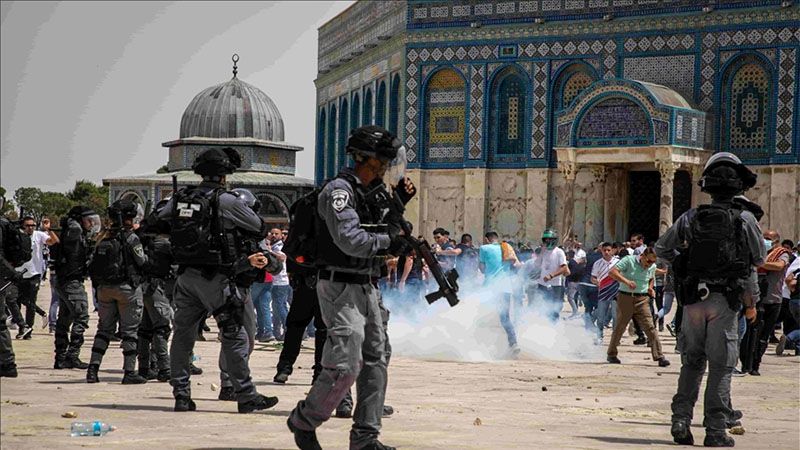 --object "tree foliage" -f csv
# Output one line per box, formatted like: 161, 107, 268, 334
7, 180, 108, 224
